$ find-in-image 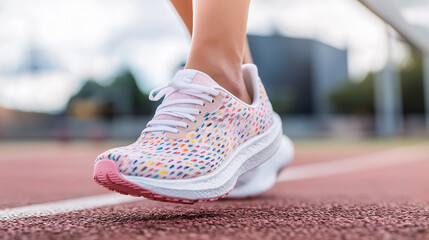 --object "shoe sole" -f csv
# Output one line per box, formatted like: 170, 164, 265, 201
227, 135, 294, 198
93, 160, 231, 204
93, 113, 283, 204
